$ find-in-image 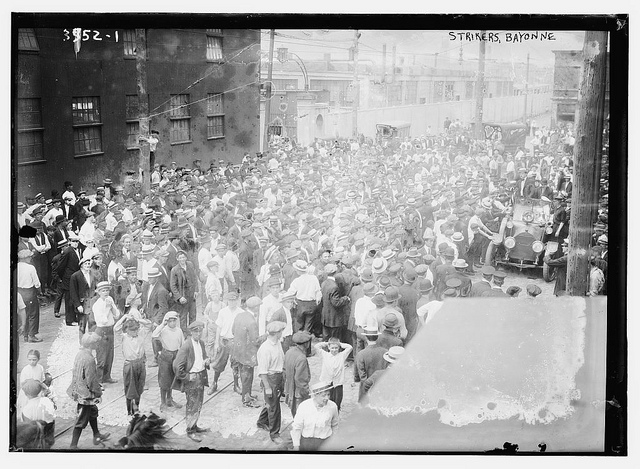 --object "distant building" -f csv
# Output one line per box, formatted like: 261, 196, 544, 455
15, 27, 260, 199
551, 49, 610, 126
